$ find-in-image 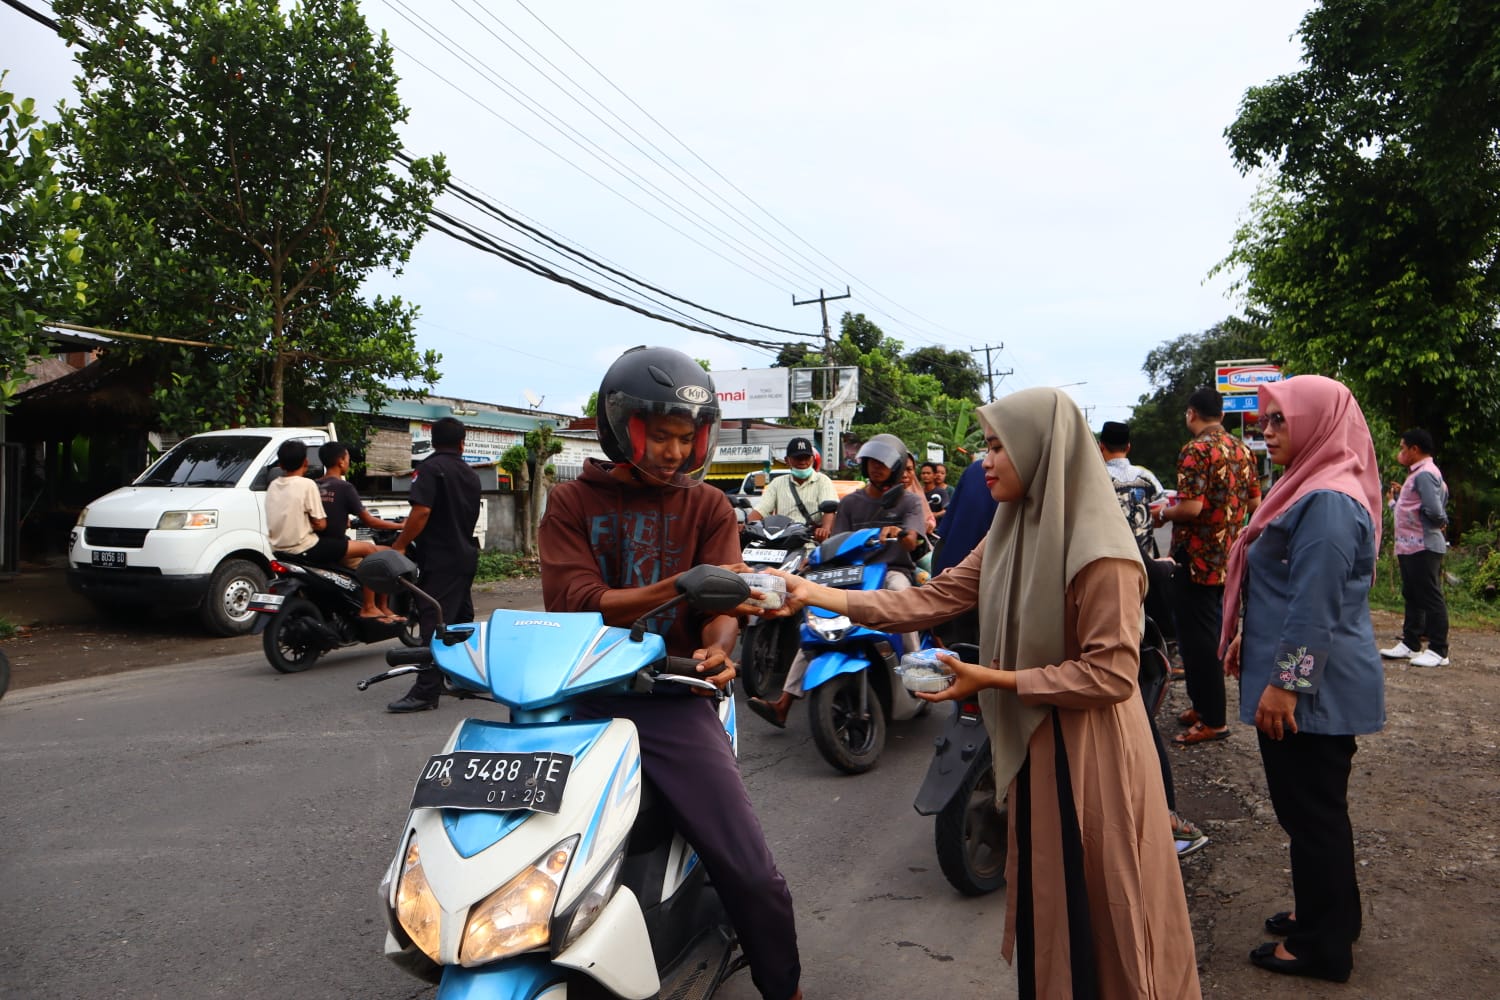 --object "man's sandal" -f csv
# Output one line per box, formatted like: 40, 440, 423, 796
1173, 722, 1229, 745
